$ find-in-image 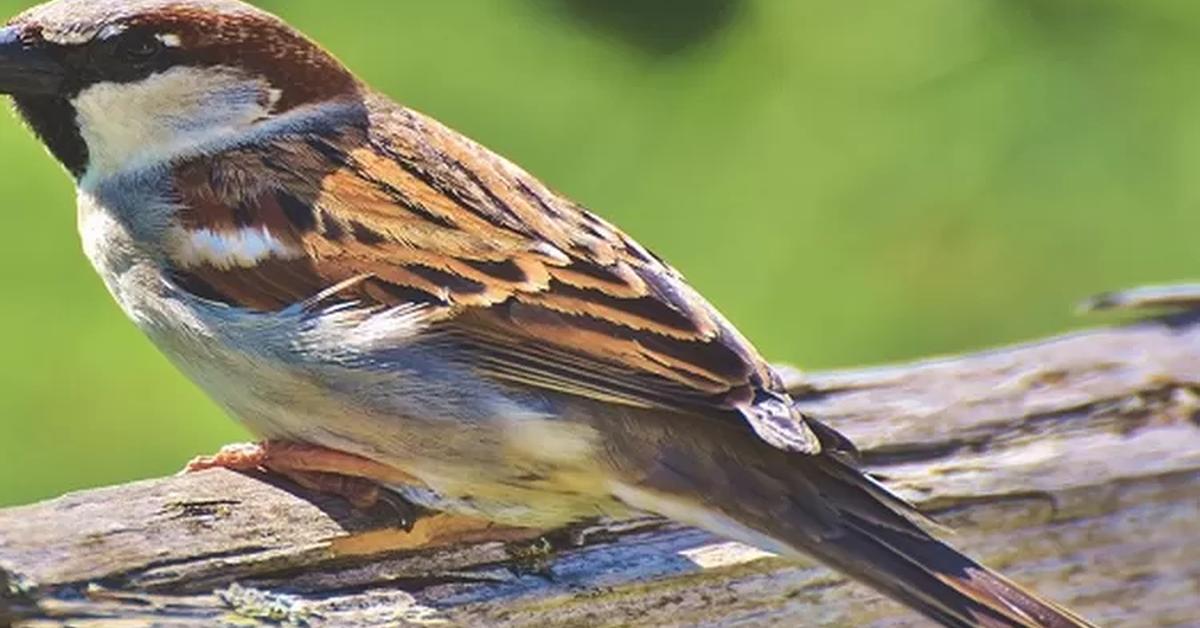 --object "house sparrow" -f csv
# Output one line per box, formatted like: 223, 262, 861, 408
0, 1, 1094, 626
